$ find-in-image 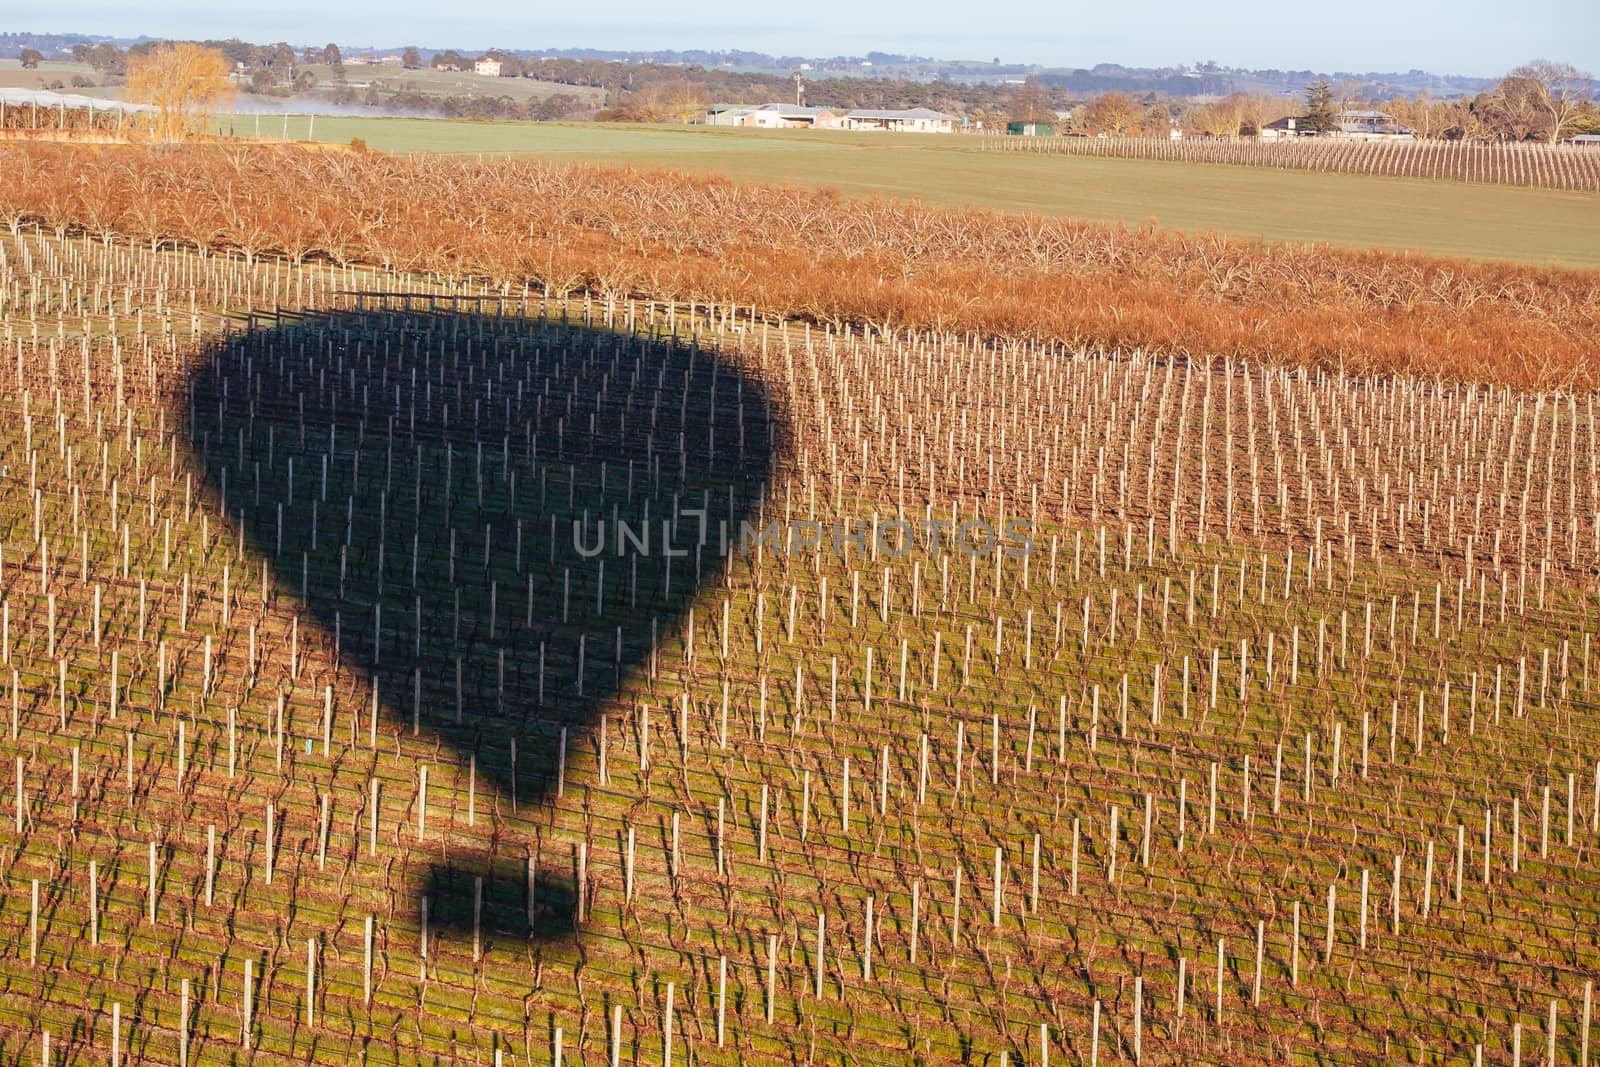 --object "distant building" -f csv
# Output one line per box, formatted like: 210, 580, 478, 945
701, 103, 841, 129
744, 103, 840, 129
1567, 134, 1600, 146
1262, 110, 1415, 141
1006, 121, 1054, 136
1335, 109, 1415, 139
842, 107, 957, 133
700, 104, 960, 134
378, 55, 403, 67
701, 104, 755, 126
474, 58, 502, 77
